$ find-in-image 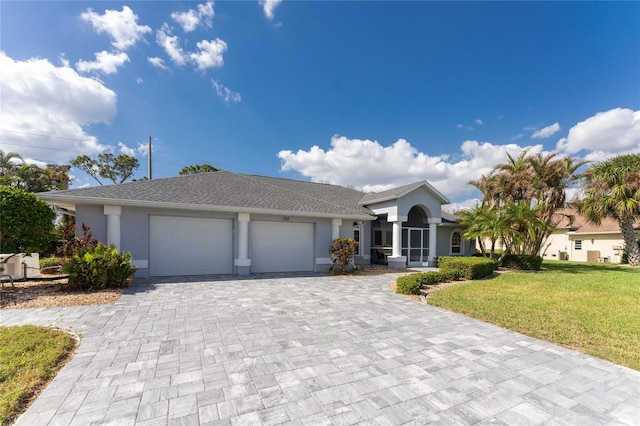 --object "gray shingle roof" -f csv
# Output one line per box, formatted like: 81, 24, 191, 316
39, 171, 374, 218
